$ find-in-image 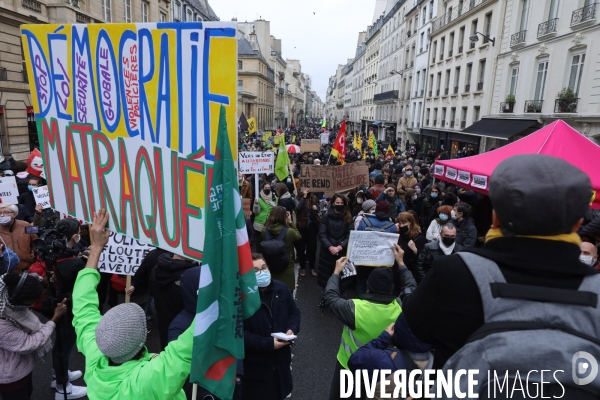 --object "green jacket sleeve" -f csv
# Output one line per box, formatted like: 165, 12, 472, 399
72, 268, 104, 365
